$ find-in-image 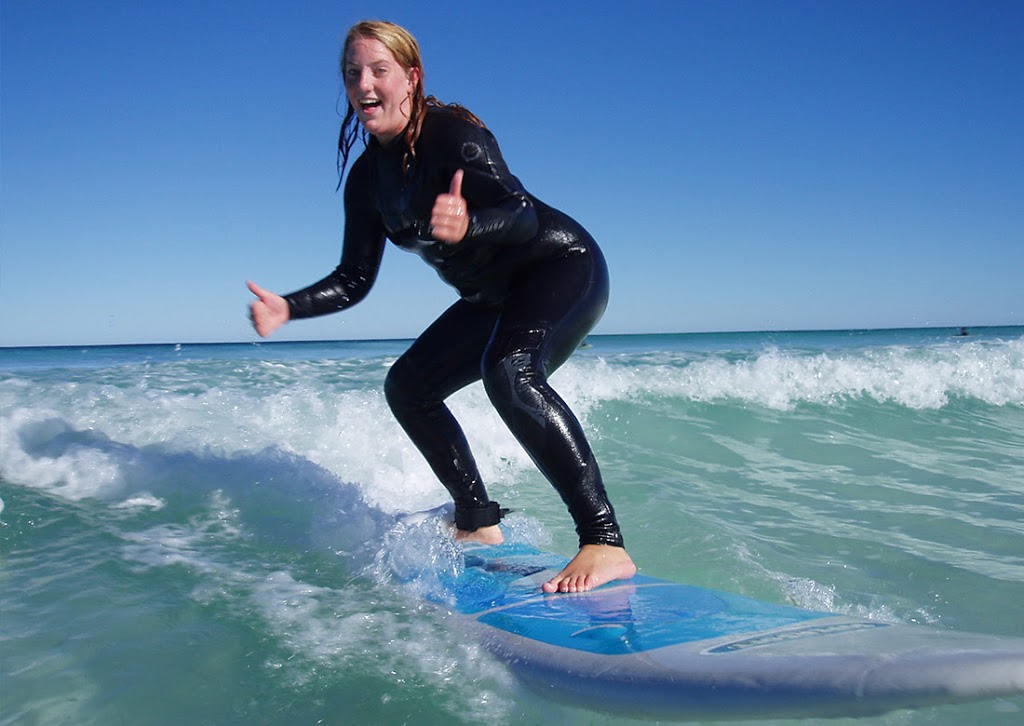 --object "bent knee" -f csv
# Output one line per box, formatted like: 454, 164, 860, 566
482, 328, 546, 393
482, 351, 549, 427
482, 349, 532, 398
384, 356, 417, 409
